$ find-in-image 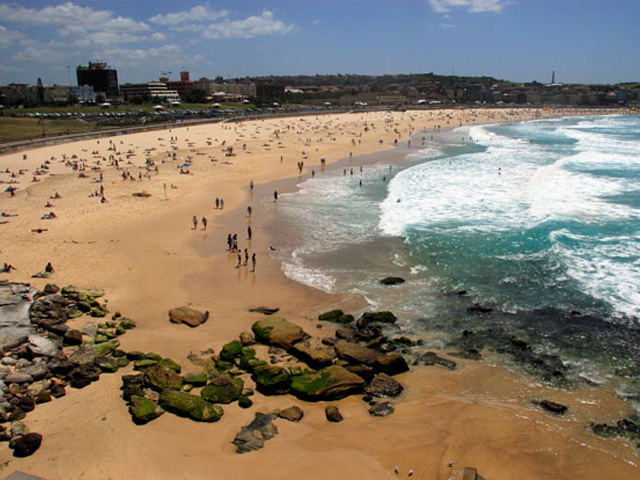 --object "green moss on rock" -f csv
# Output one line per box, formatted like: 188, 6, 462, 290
159, 390, 223, 422
220, 340, 243, 361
